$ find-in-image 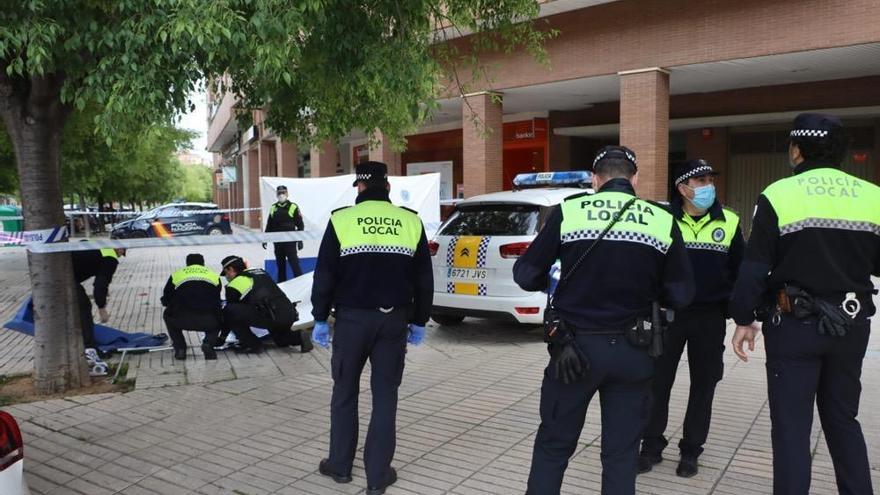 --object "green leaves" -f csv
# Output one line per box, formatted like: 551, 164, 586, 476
1, 0, 548, 149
